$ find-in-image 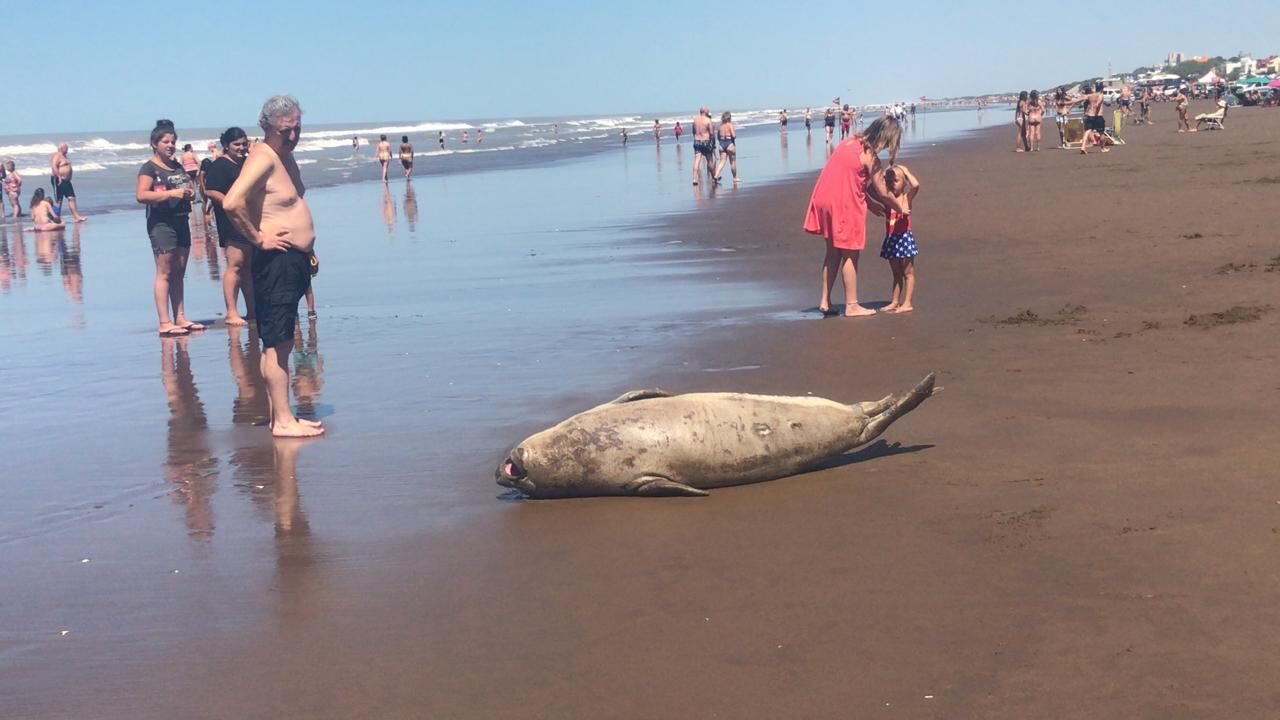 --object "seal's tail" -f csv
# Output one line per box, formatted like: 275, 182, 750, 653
850, 373, 937, 447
